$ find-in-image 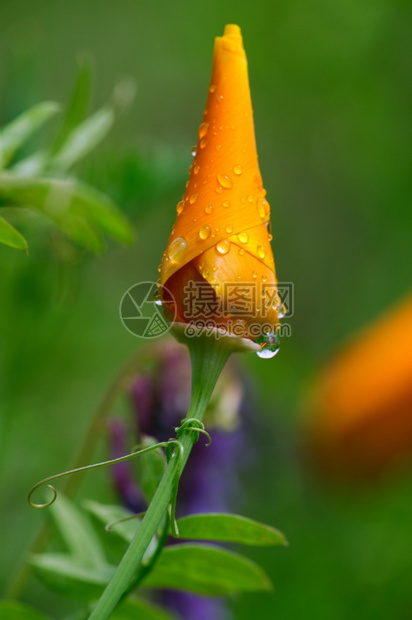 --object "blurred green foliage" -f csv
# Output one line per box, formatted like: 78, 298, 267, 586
0, 58, 135, 254
0, 0, 411, 619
